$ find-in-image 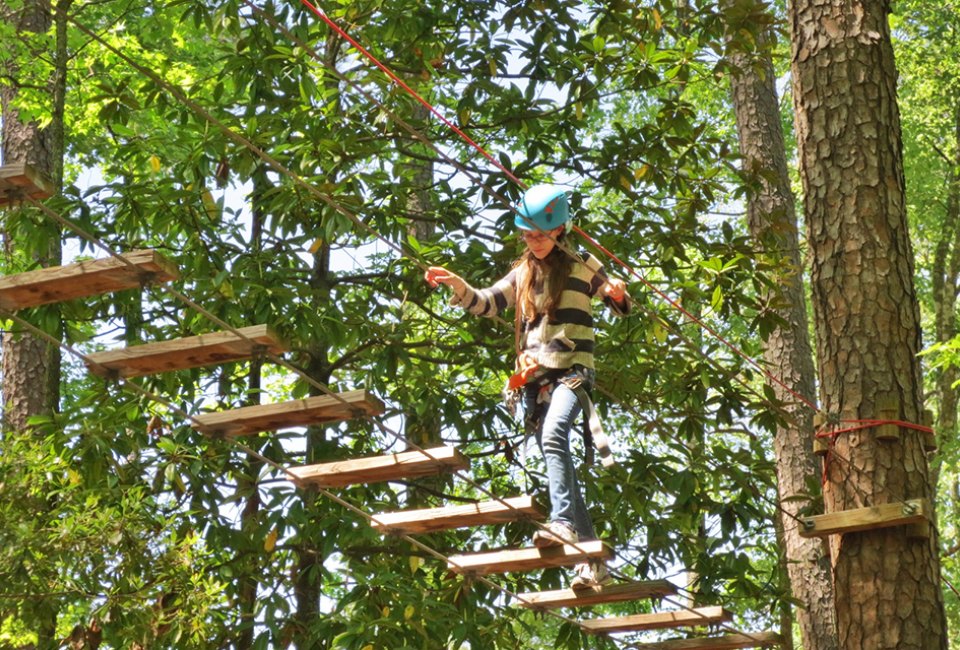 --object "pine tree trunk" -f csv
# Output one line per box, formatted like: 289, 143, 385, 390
1, 0, 64, 433
789, 1, 947, 646
1, 2, 67, 646
727, 24, 838, 650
